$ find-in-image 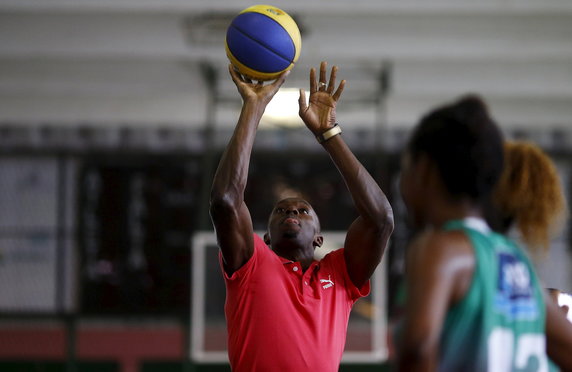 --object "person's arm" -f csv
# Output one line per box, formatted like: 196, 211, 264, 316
298, 61, 393, 288
210, 66, 288, 275
397, 231, 474, 372
545, 290, 572, 370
